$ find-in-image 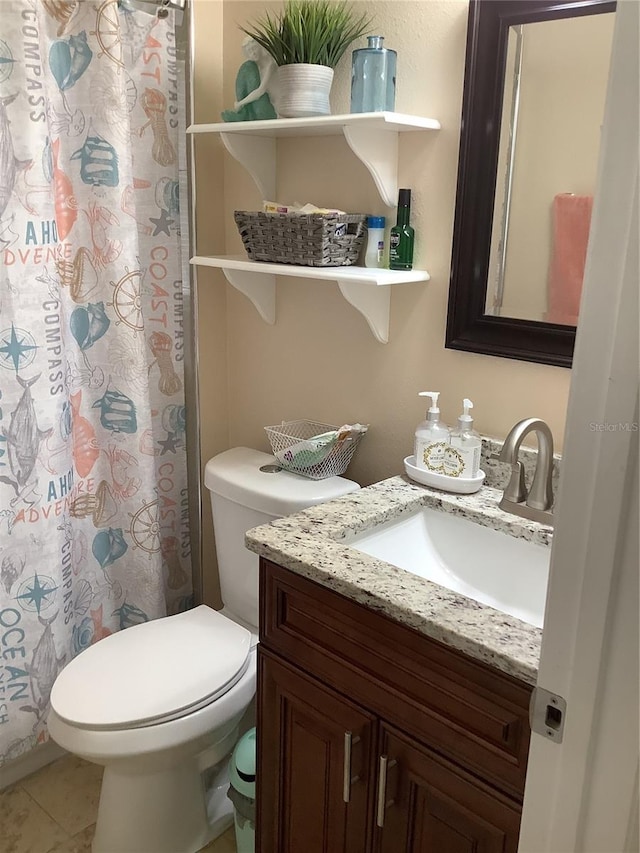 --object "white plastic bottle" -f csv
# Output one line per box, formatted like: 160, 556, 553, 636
446, 398, 481, 478
364, 216, 386, 268
414, 392, 450, 472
